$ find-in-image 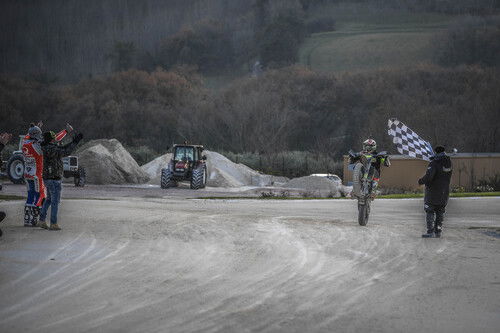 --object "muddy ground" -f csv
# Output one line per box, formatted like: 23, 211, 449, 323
0, 184, 499, 332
